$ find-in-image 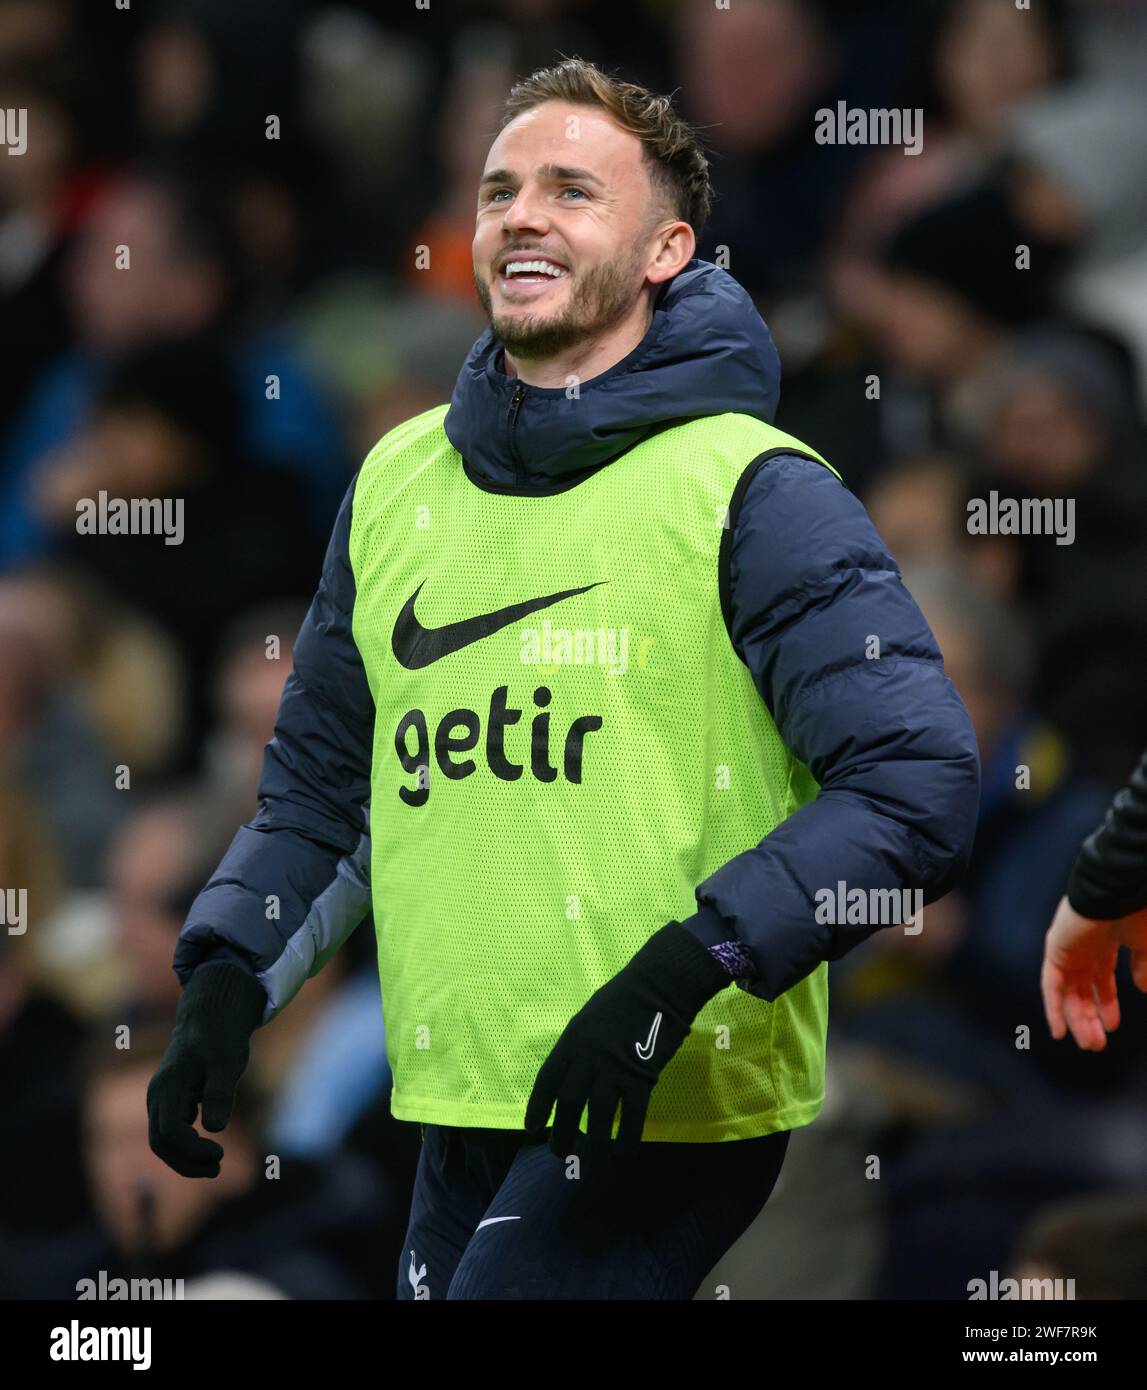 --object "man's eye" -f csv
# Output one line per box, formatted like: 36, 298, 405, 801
487, 188, 513, 202
561, 186, 587, 199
